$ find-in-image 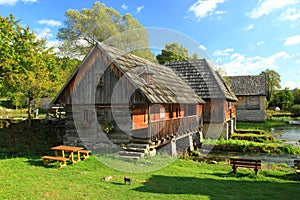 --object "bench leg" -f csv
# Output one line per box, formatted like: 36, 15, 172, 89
82, 153, 89, 160
59, 161, 67, 168
232, 165, 237, 174
254, 168, 258, 175
43, 159, 50, 165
